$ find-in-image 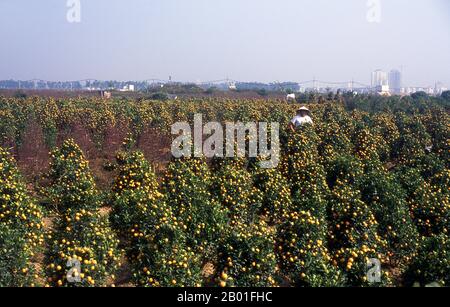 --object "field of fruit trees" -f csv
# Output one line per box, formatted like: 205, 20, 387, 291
0, 93, 449, 287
